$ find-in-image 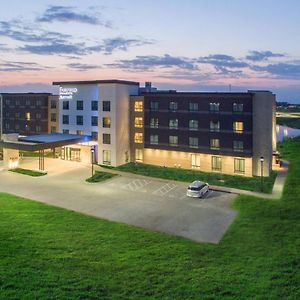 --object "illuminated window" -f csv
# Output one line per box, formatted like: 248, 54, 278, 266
169, 135, 178, 147
189, 120, 198, 130
76, 130, 84, 135
191, 154, 200, 168
134, 117, 143, 128
210, 120, 220, 132
189, 137, 198, 148
233, 141, 244, 152
210, 138, 220, 150
150, 135, 158, 145
150, 101, 158, 111
25, 112, 31, 121
234, 158, 245, 174
103, 150, 111, 165
134, 133, 143, 144
189, 102, 198, 111
103, 133, 111, 144
169, 119, 178, 129
169, 101, 178, 112
212, 156, 222, 171
209, 102, 219, 113
51, 126, 56, 133
134, 101, 143, 112
233, 103, 243, 113
233, 121, 244, 133
135, 149, 143, 162
150, 118, 159, 128
103, 117, 111, 128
